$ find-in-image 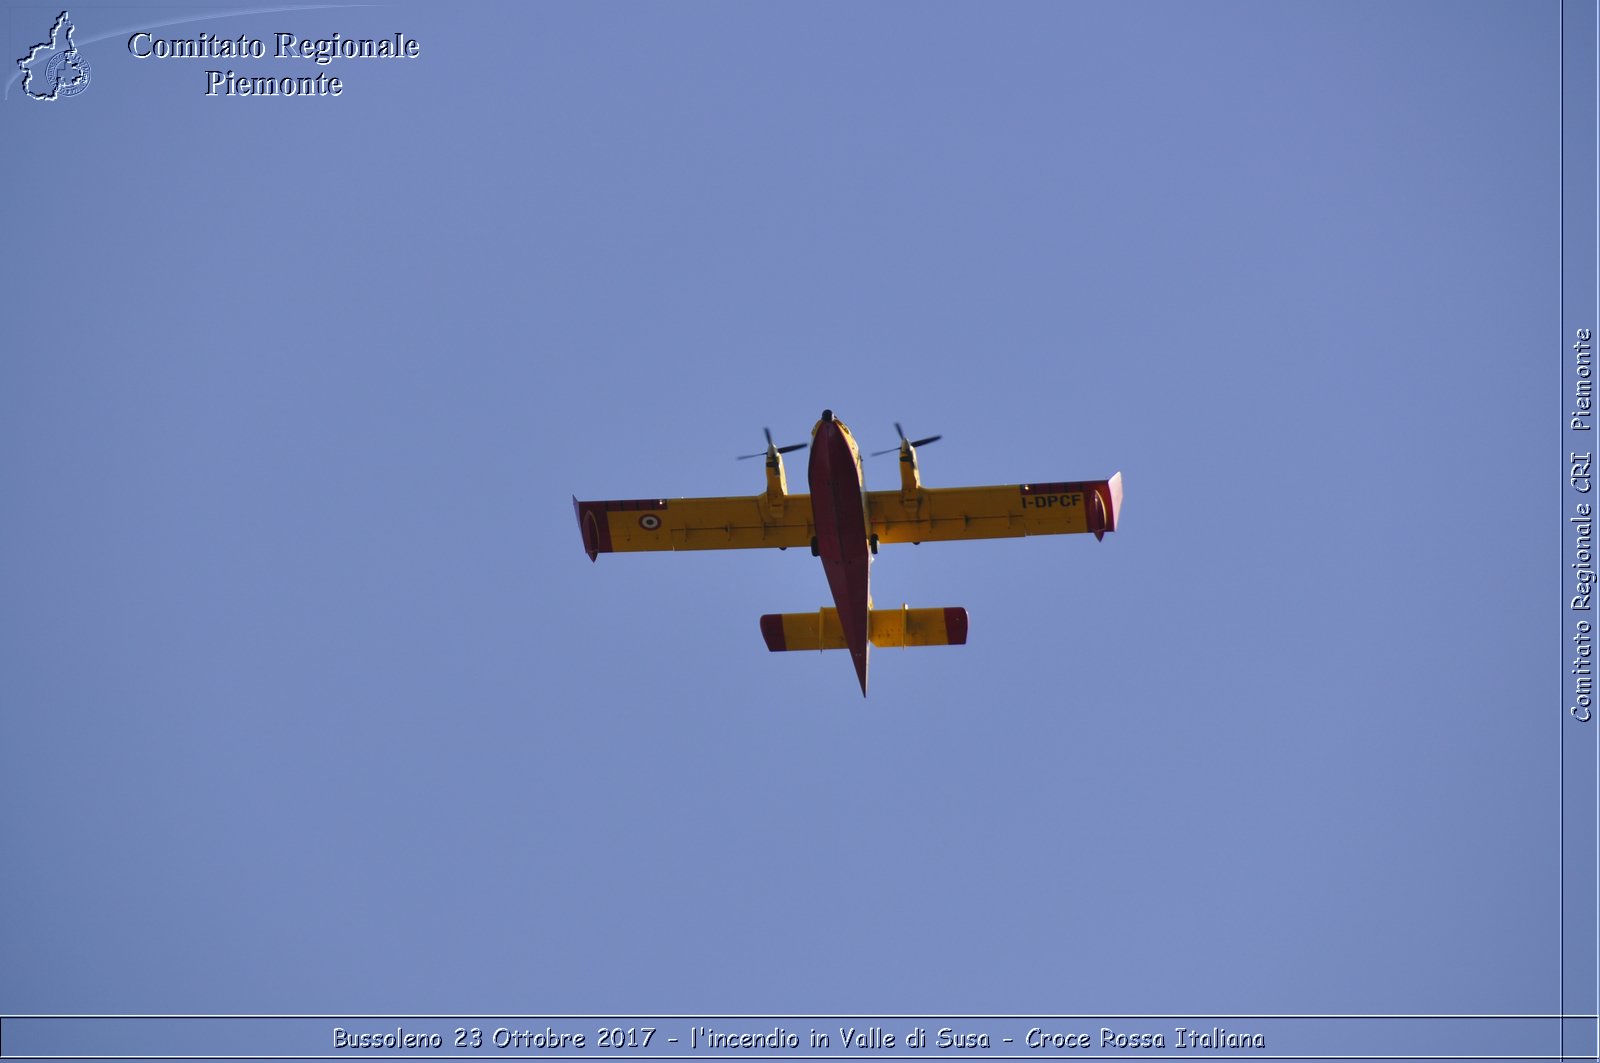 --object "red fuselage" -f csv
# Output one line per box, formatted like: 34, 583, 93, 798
807, 411, 872, 694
